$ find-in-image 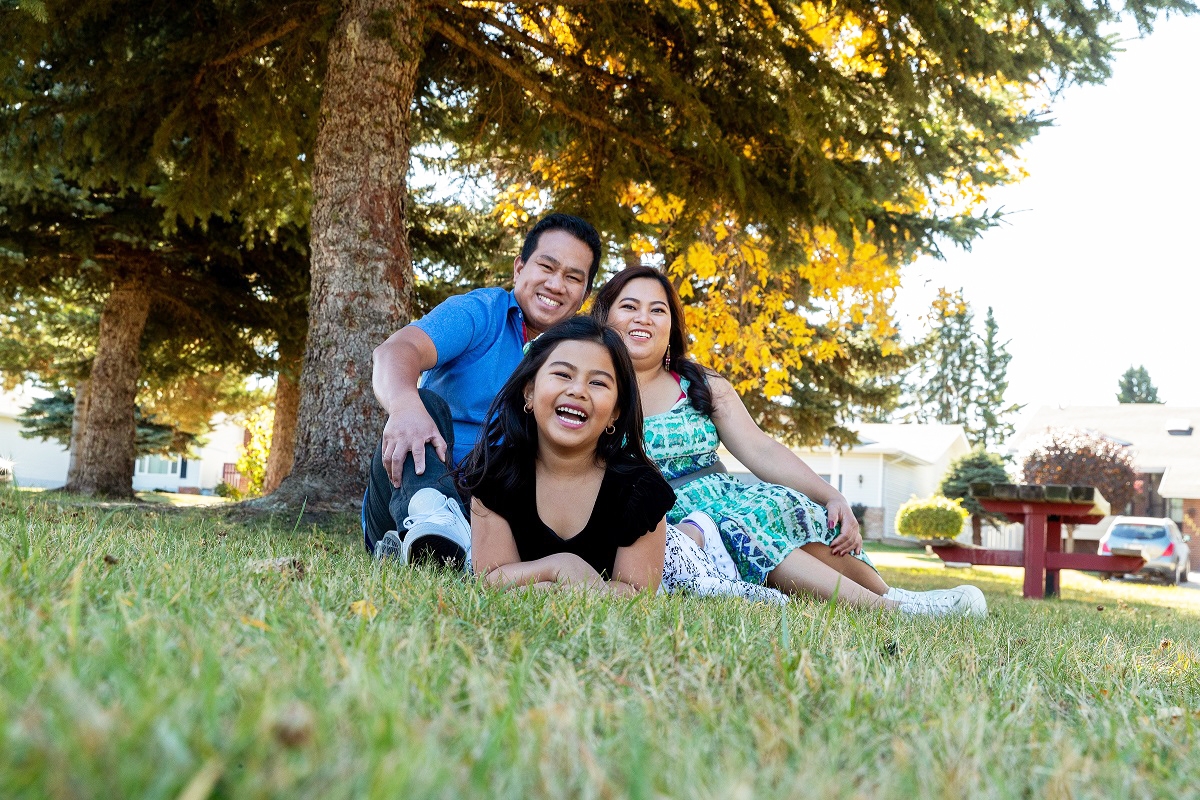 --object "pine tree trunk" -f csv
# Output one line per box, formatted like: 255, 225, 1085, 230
262, 339, 303, 495
65, 272, 151, 498
266, 0, 421, 510
972, 514, 983, 547
65, 379, 91, 488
